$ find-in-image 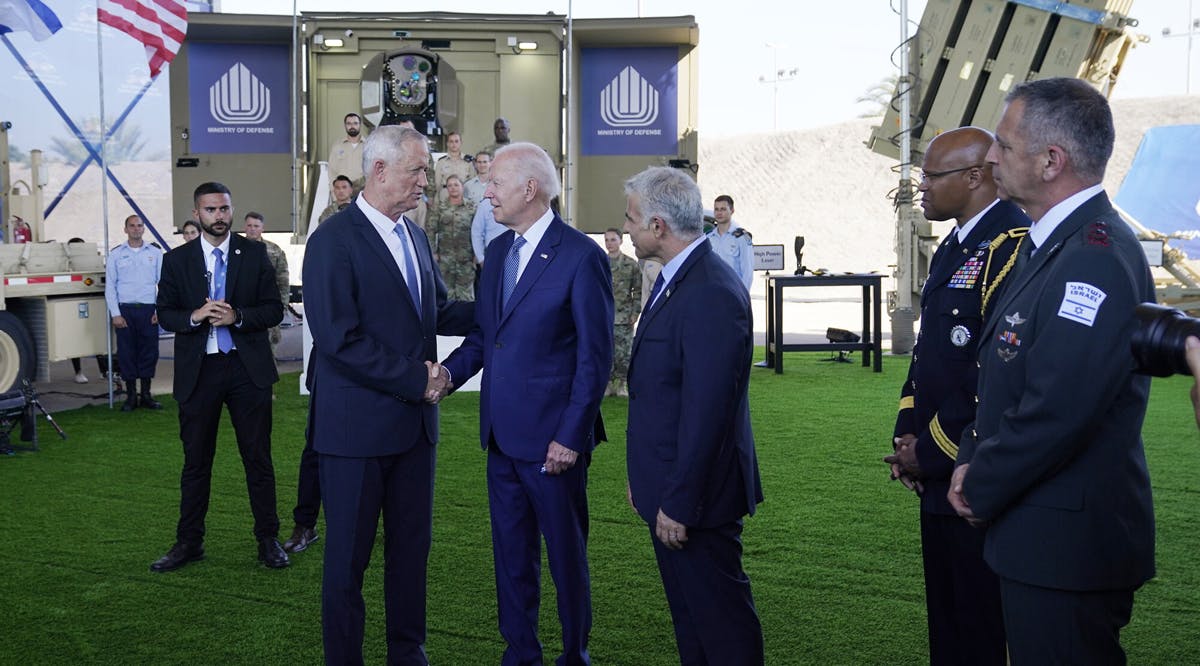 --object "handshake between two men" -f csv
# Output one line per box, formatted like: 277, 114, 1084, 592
420, 360, 580, 476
